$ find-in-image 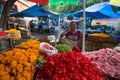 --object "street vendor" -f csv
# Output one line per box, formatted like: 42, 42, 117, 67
59, 21, 83, 48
